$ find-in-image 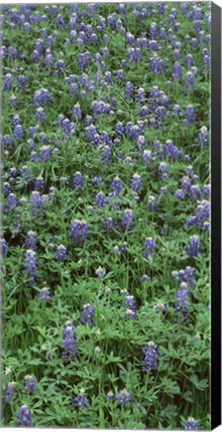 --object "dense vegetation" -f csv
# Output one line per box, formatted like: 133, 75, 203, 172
1, 2, 210, 429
